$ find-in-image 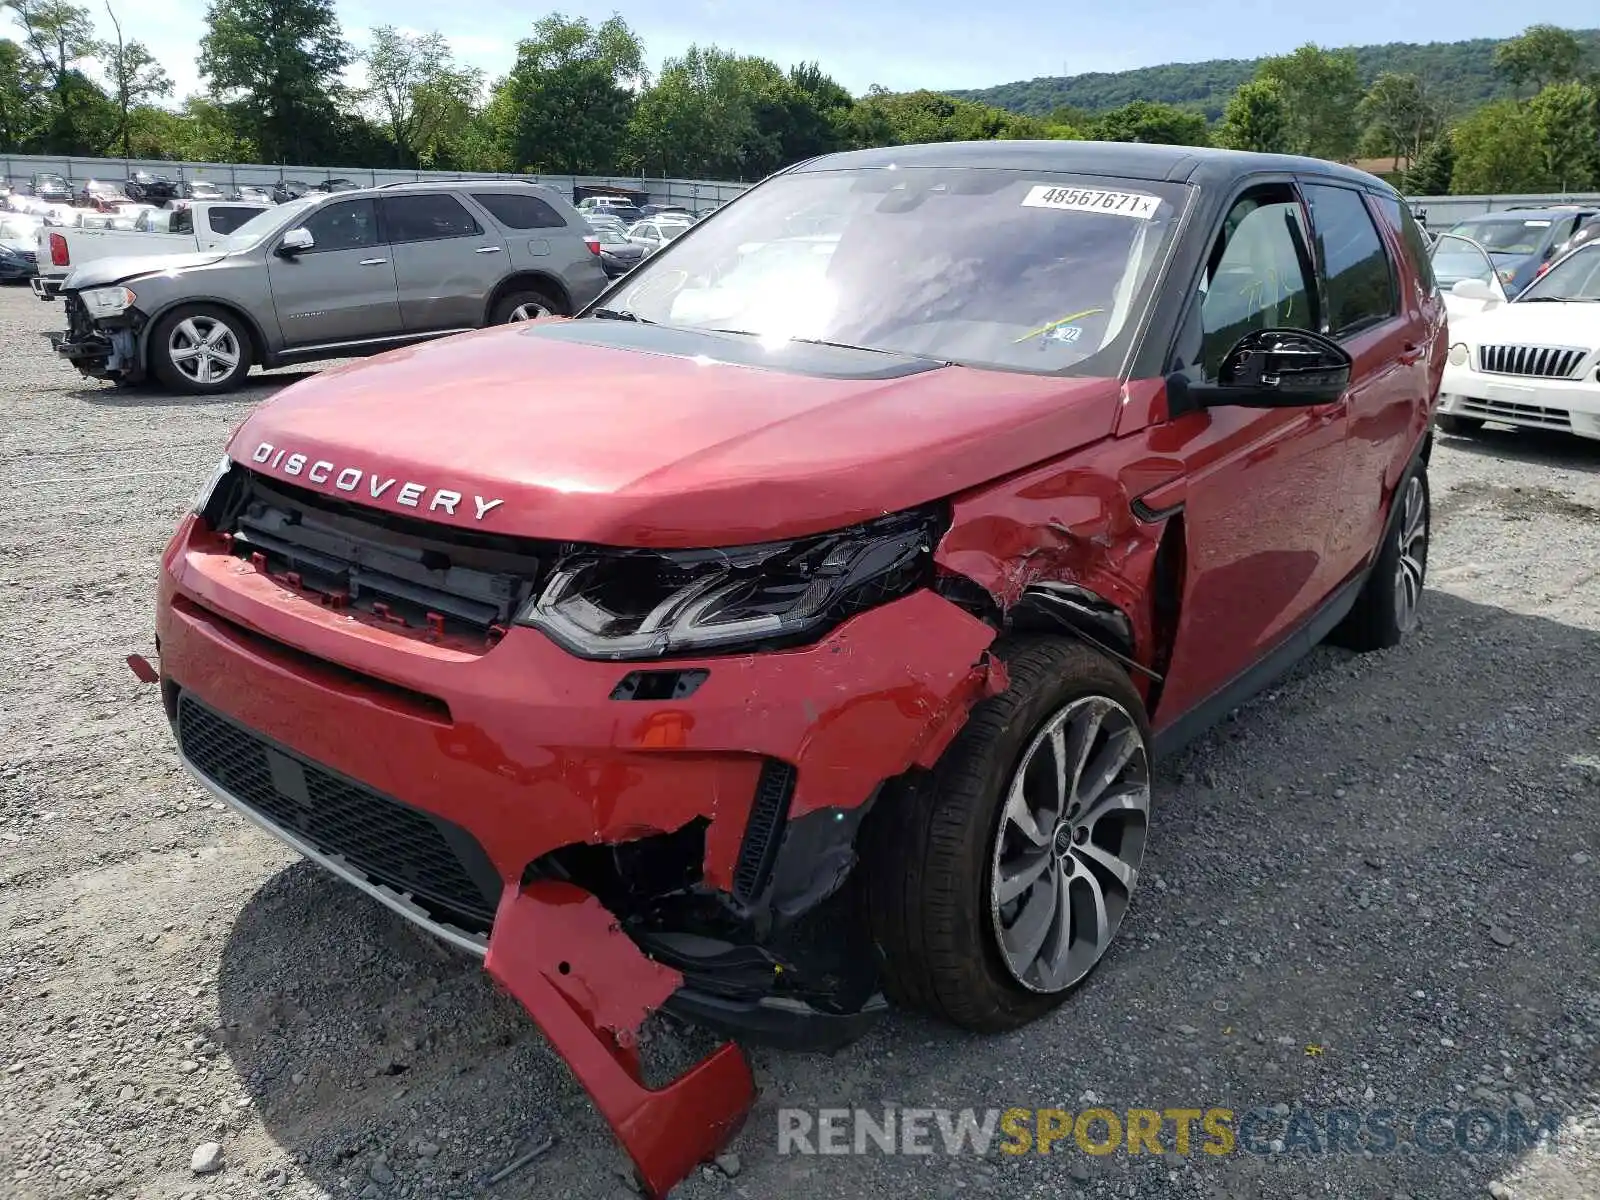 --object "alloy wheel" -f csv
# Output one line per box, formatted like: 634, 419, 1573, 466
167, 316, 241, 385
507, 302, 550, 322
989, 694, 1150, 994
1392, 474, 1428, 633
